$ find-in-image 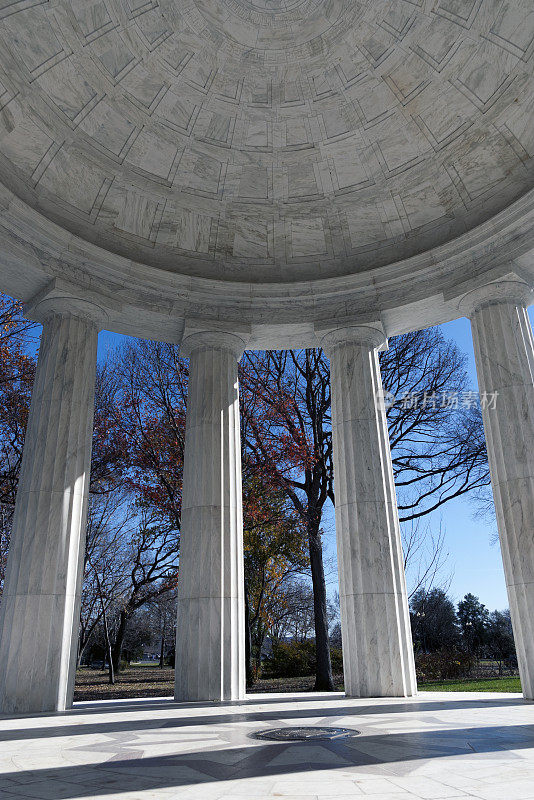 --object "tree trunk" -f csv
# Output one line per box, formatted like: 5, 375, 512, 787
159, 629, 165, 668
76, 634, 84, 669
77, 634, 90, 669
94, 573, 114, 684
112, 608, 128, 673
101, 603, 115, 685
244, 580, 254, 688
308, 523, 334, 691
